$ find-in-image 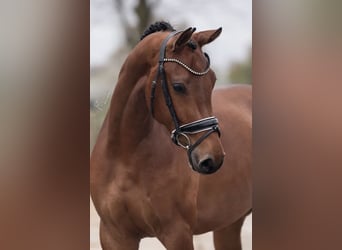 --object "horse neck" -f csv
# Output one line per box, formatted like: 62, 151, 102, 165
104, 50, 154, 156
